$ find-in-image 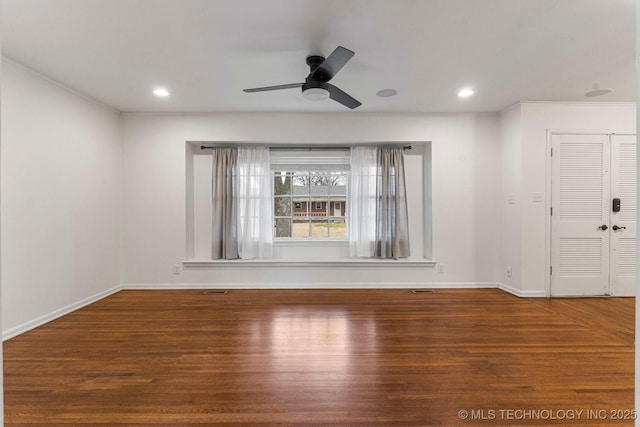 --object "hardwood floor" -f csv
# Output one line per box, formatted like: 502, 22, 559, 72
3, 289, 635, 426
